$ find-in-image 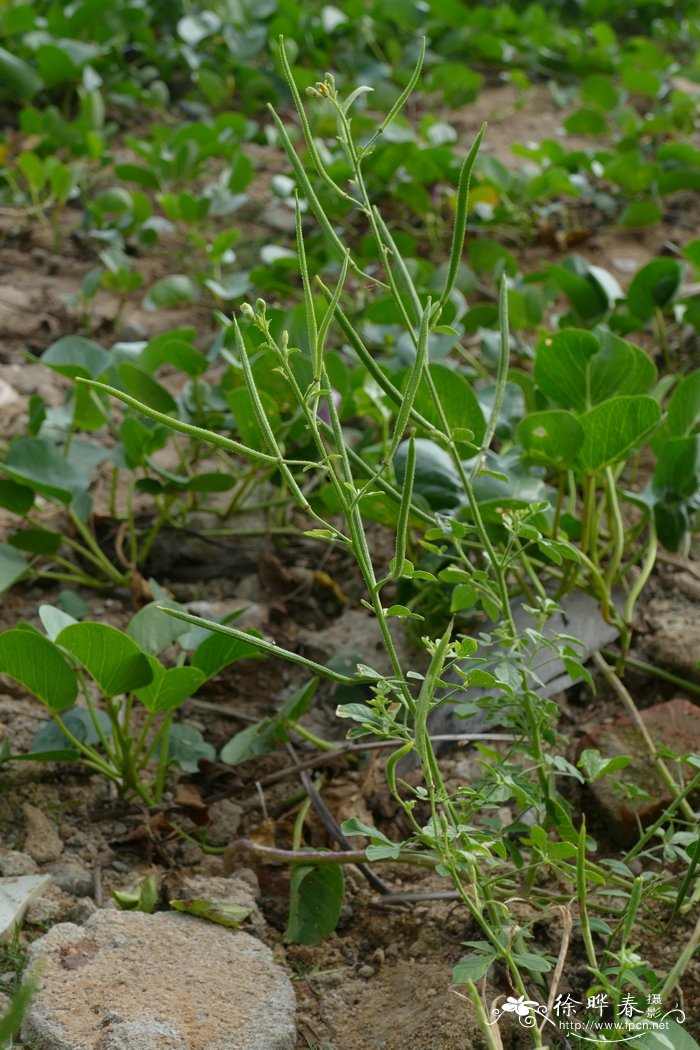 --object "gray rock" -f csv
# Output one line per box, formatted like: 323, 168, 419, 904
205, 799, 243, 847
22, 909, 296, 1050
46, 862, 94, 897
0, 850, 39, 876
22, 804, 63, 864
